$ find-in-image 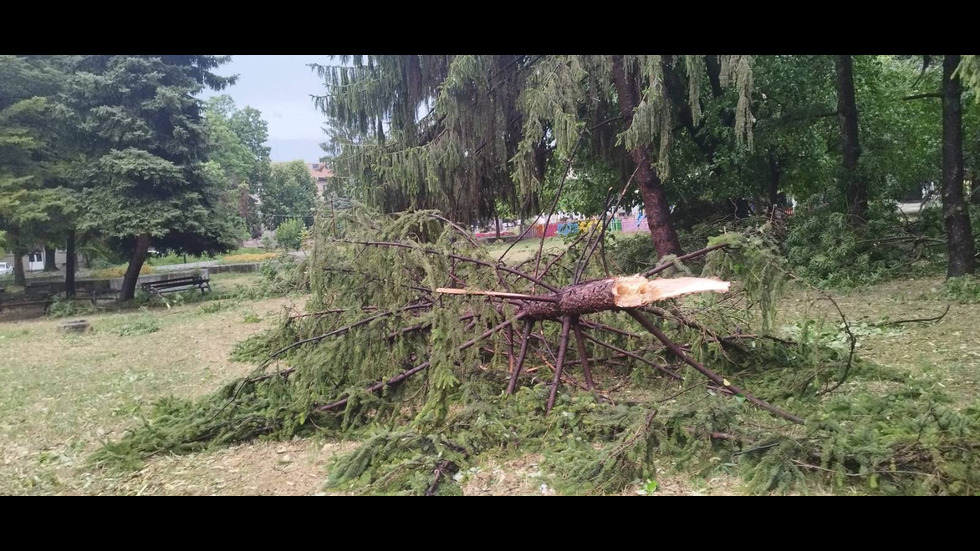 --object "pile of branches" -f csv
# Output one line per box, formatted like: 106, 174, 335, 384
95, 203, 980, 495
